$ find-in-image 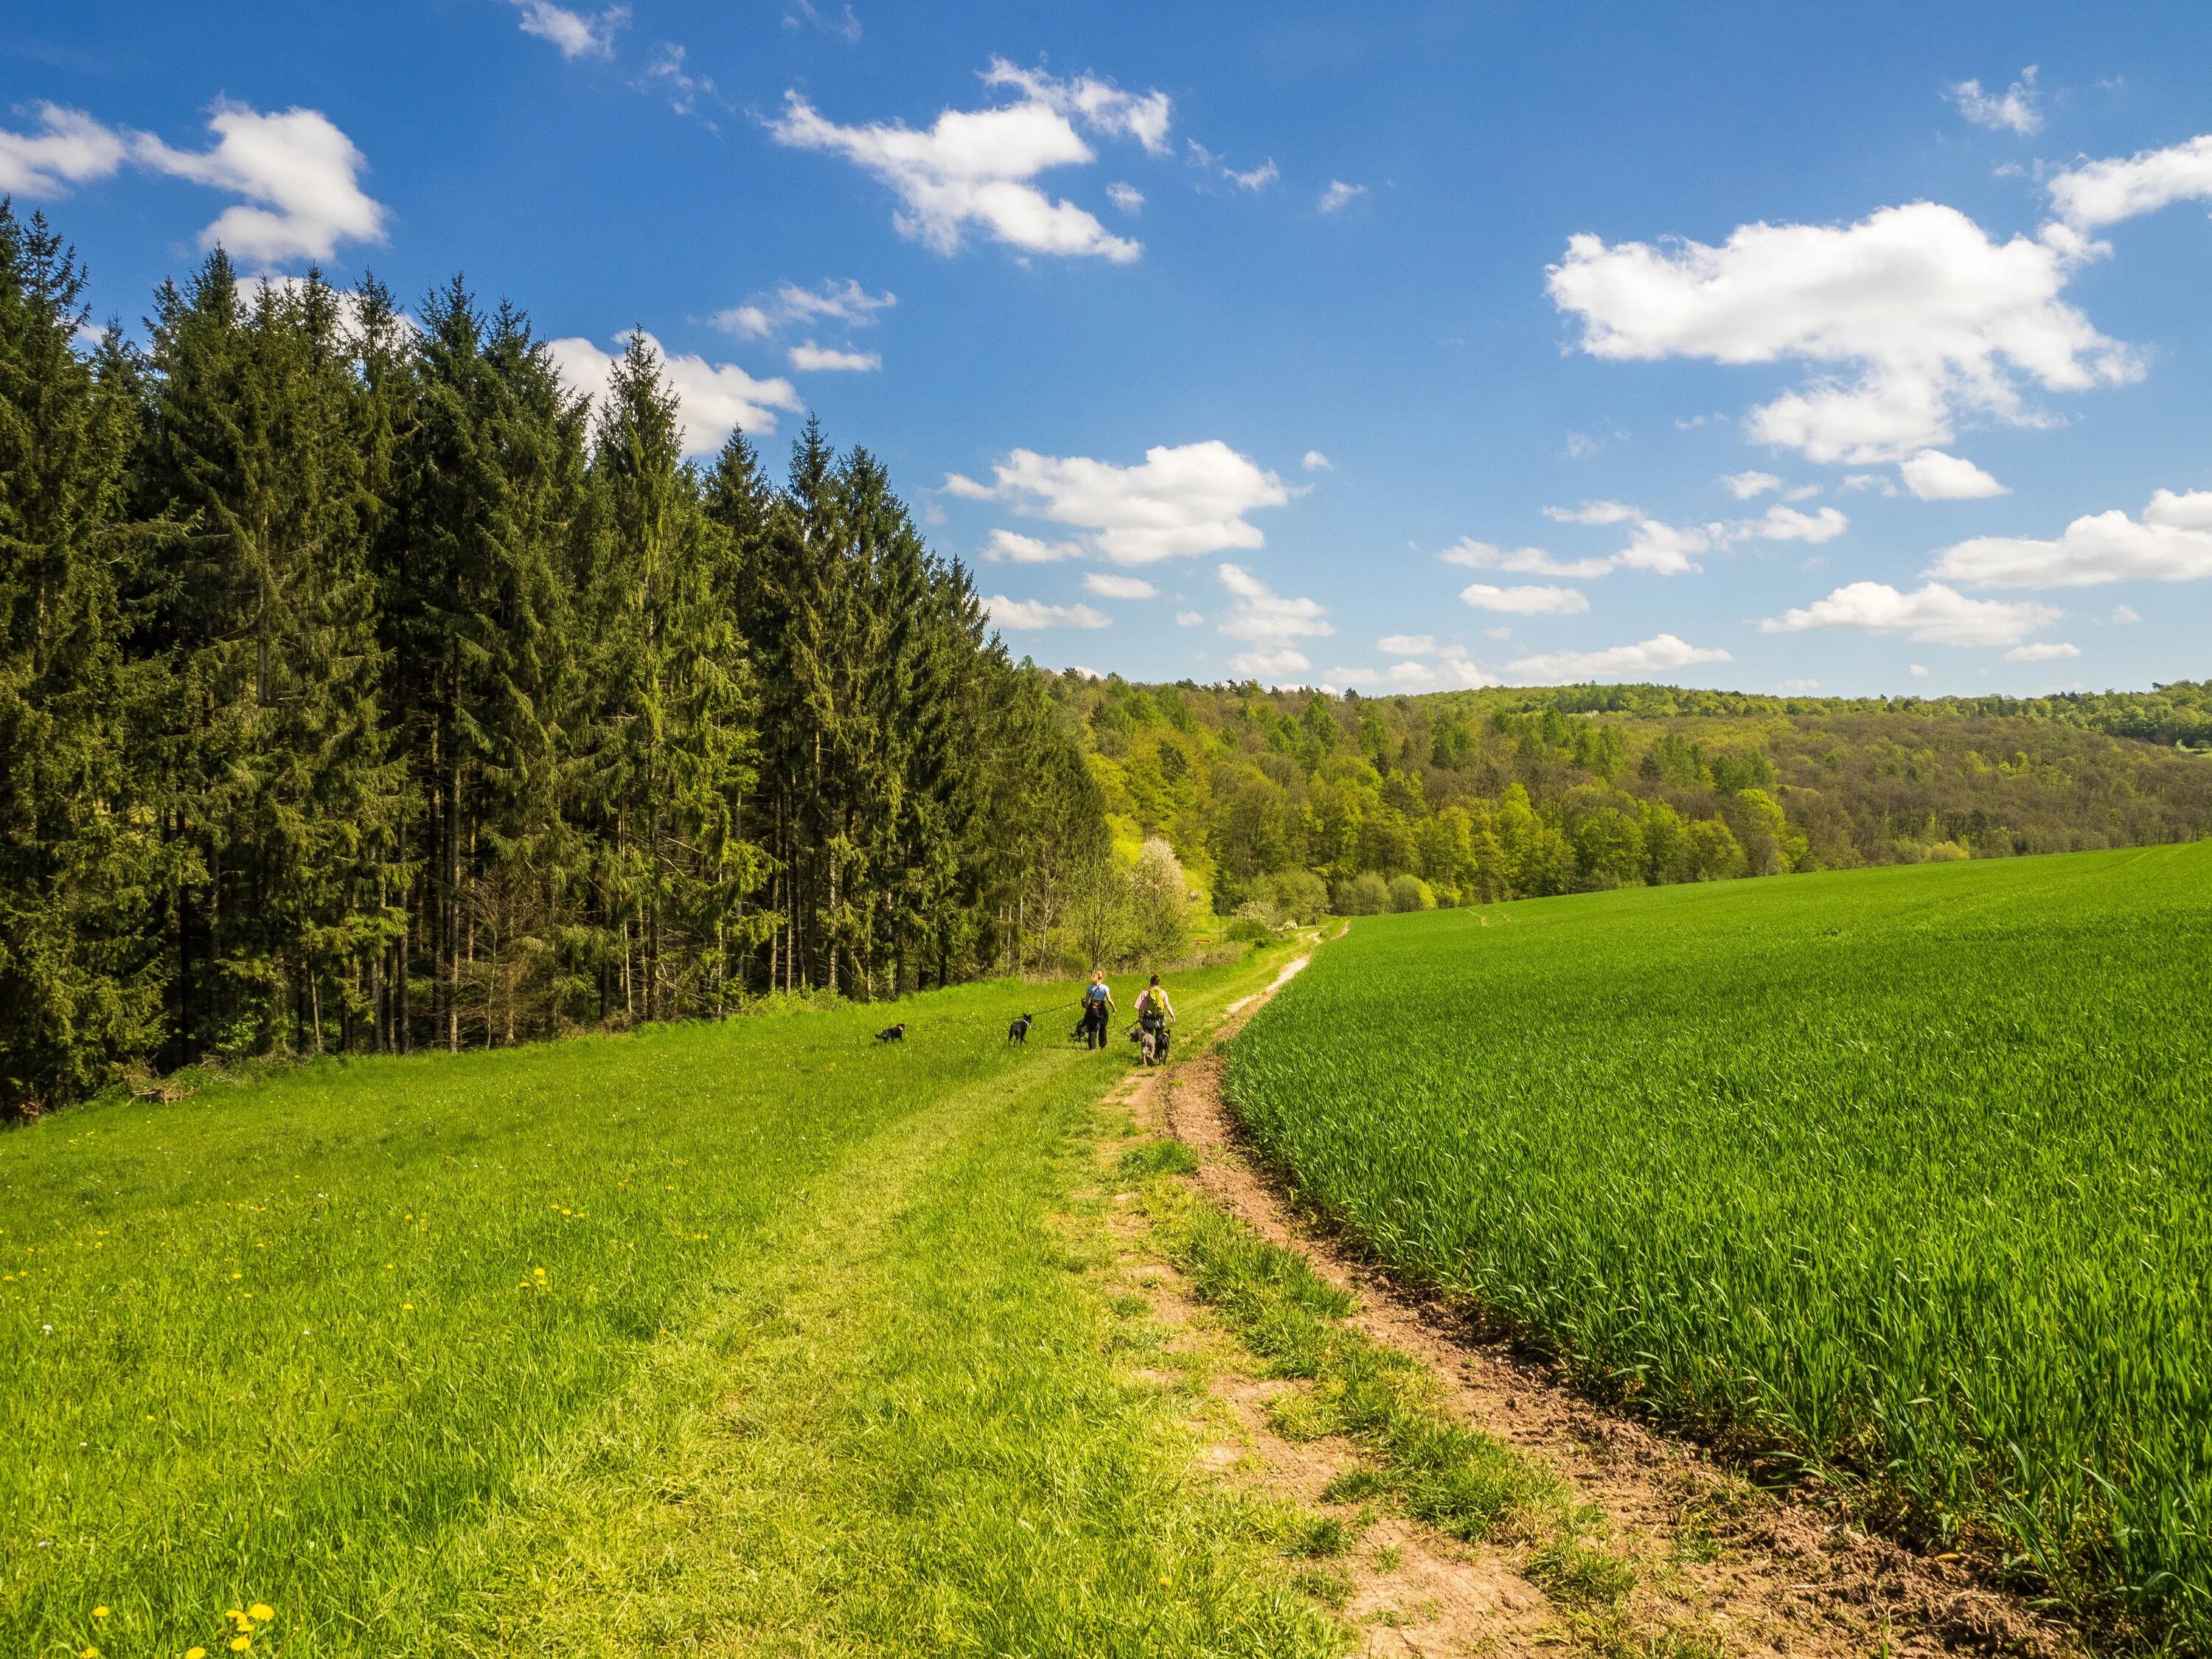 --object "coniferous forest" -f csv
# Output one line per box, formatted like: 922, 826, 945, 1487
0, 209, 1109, 1115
